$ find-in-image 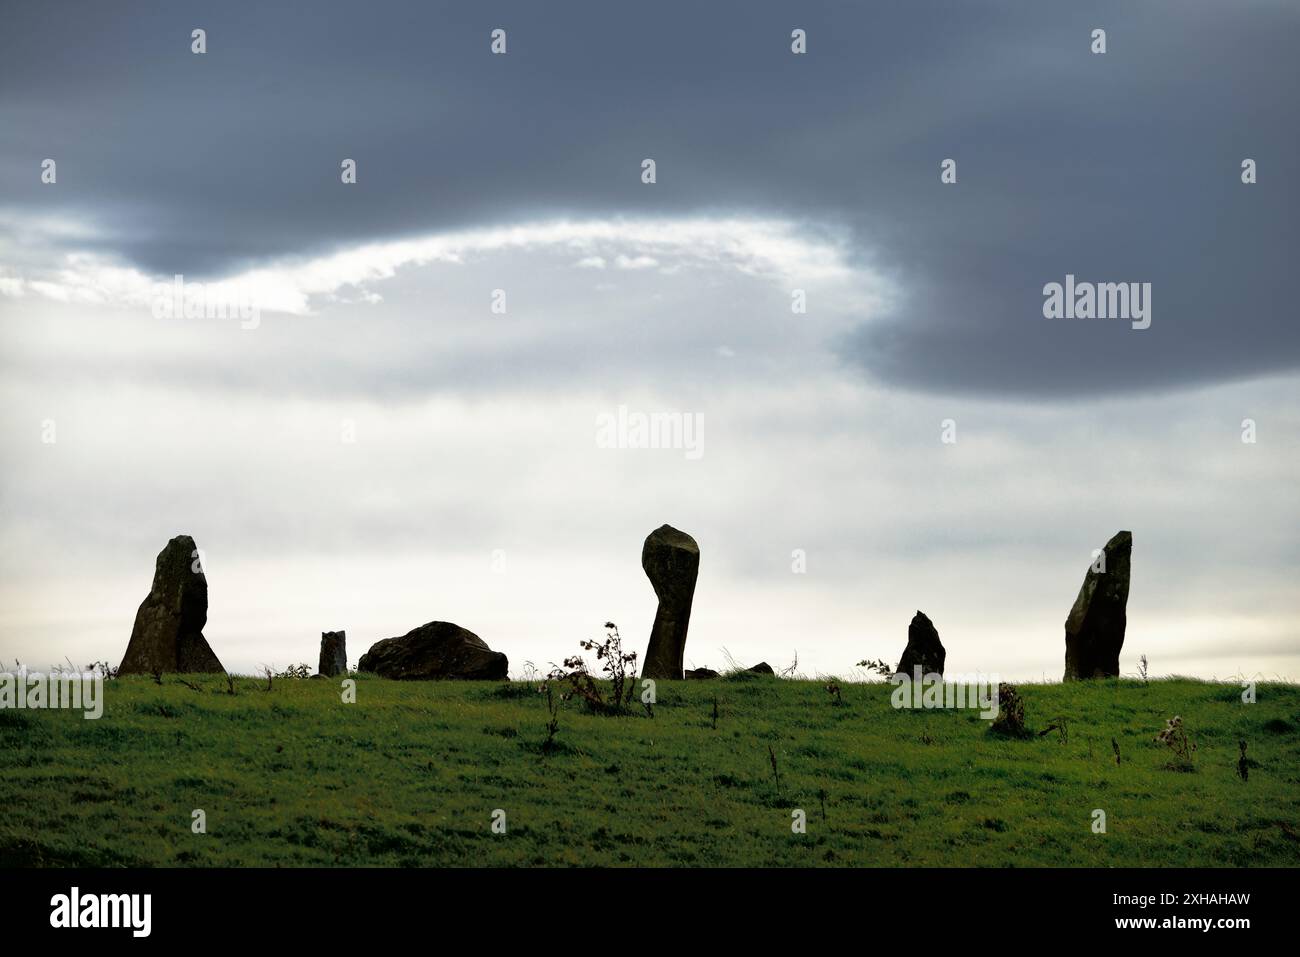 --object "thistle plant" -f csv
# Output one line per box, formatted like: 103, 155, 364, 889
1154, 715, 1197, 761
546, 622, 638, 715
